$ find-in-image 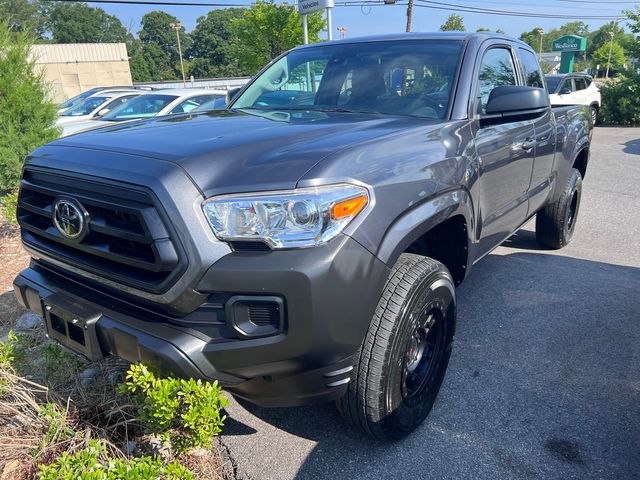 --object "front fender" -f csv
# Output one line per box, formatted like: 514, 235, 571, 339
375, 188, 475, 269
